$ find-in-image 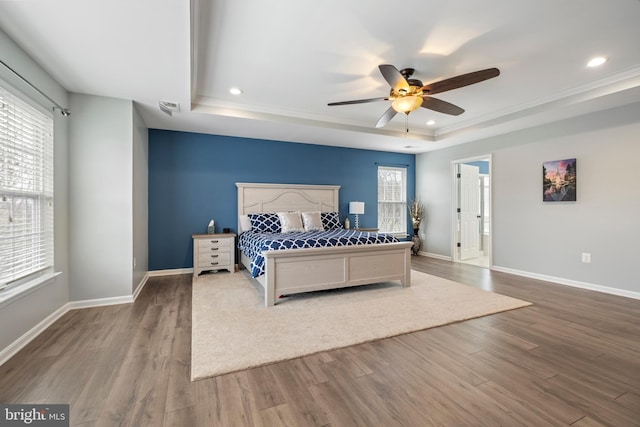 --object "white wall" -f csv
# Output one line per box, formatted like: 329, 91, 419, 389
416, 102, 640, 295
68, 94, 134, 300
0, 29, 70, 352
